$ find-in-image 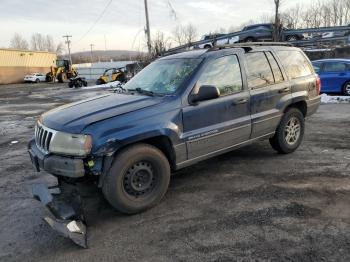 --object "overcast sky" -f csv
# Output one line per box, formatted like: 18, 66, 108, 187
0, 0, 314, 53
